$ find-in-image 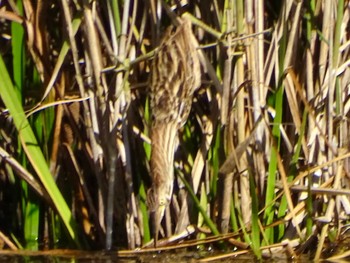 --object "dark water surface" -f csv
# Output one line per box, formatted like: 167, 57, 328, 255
0, 249, 317, 263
